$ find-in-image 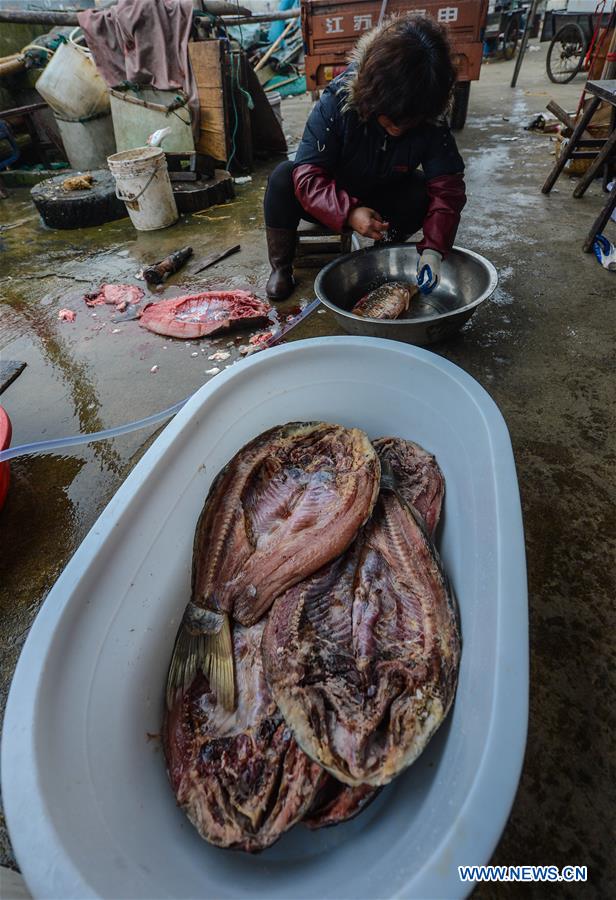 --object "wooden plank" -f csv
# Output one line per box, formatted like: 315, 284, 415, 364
197, 87, 225, 106
546, 100, 575, 131
189, 40, 229, 161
